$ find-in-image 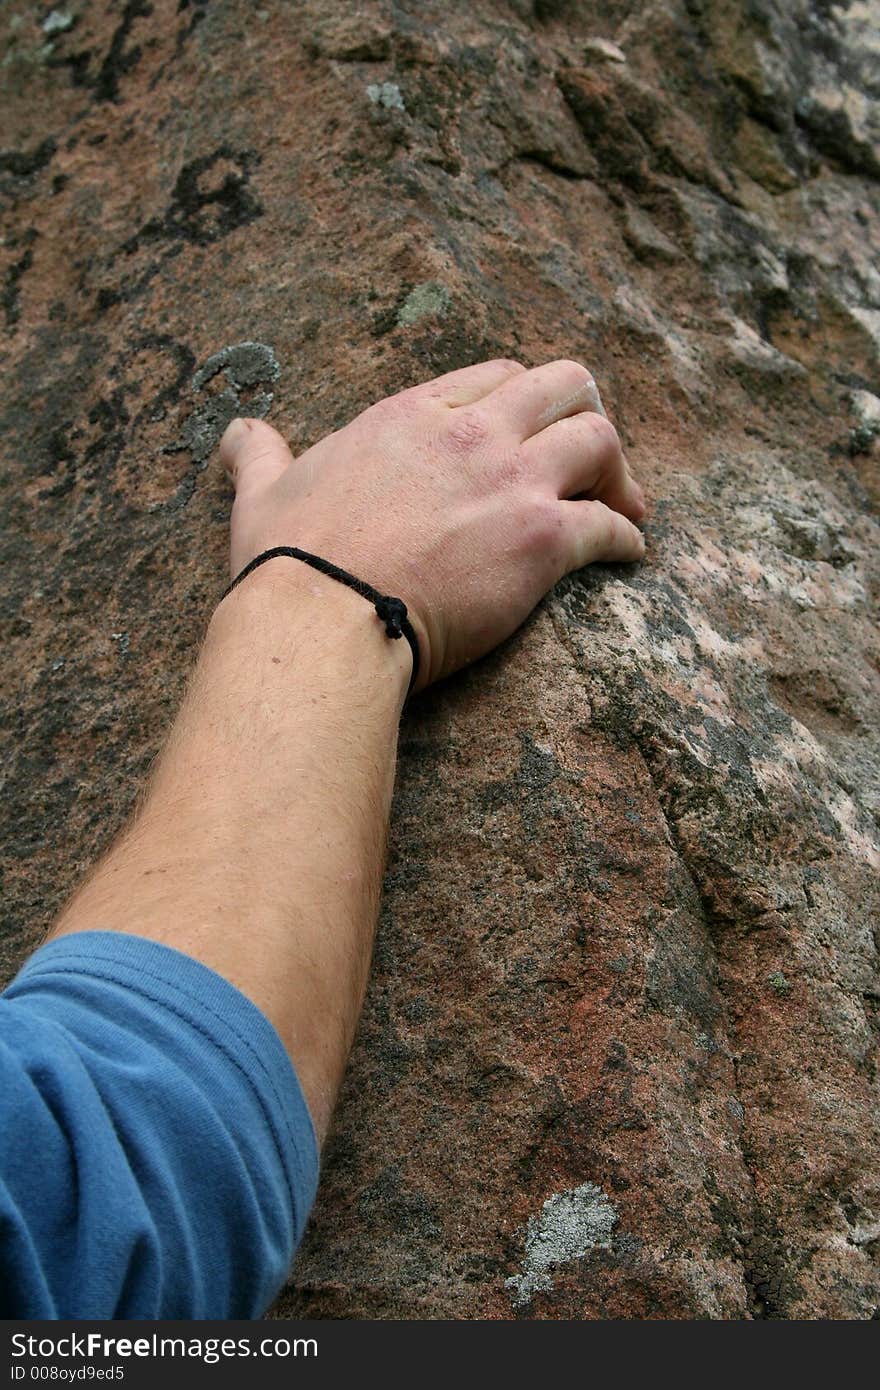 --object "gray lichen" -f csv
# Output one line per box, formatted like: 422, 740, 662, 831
167, 341, 281, 466
367, 81, 405, 112
41, 11, 74, 36
505, 1182, 618, 1308
191, 341, 281, 395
